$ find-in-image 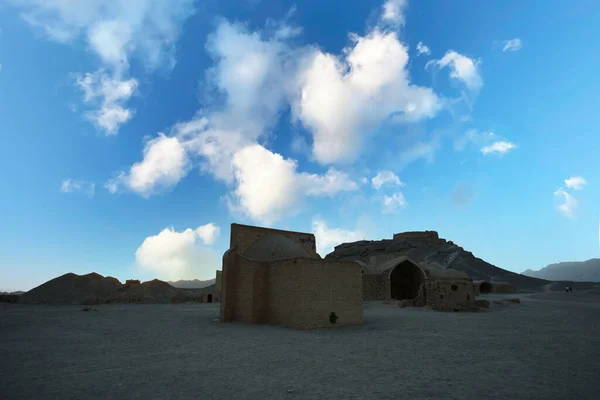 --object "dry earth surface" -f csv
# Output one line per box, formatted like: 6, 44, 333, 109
1, 293, 600, 400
